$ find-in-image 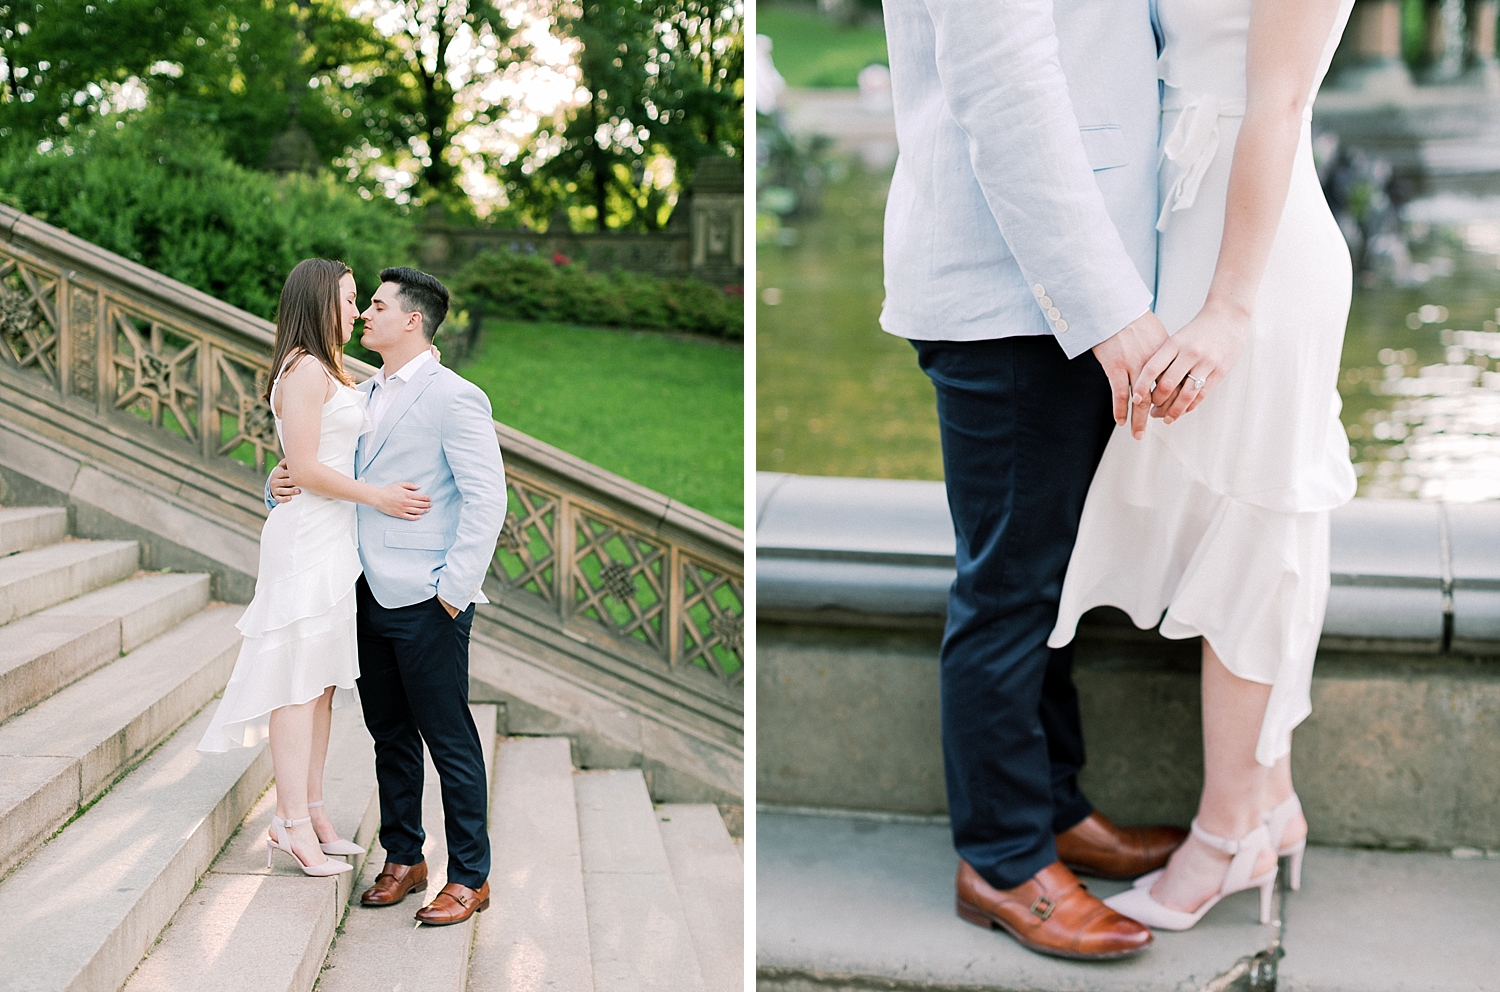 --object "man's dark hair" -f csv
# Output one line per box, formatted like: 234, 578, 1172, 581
380, 266, 449, 340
